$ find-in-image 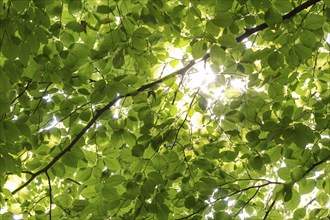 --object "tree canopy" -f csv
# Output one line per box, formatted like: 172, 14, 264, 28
0, 0, 329, 219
